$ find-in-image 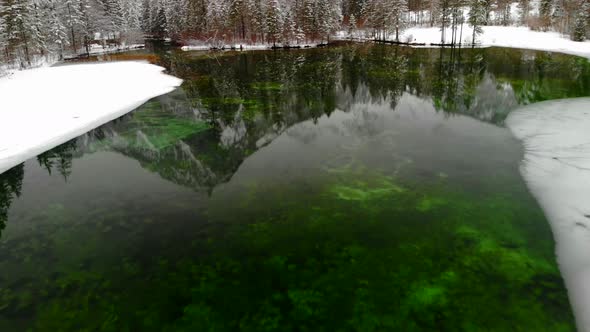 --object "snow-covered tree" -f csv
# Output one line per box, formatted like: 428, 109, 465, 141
3, 0, 36, 64
265, 0, 282, 45
468, 0, 486, 44
348, 13, 357, 38
46, 0, 69, 59
317, 0, 342, 42
539, 0, 553, 30
392, 0, 408, 41
164, 0, 187, 40
552, 0, 565, 32
29, 0, 48, 55
63, 0, 83, 51
572, 0, 590, 40
517, 0, 531, 25
0, 6, 7, 58
207, 0, 229, 40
